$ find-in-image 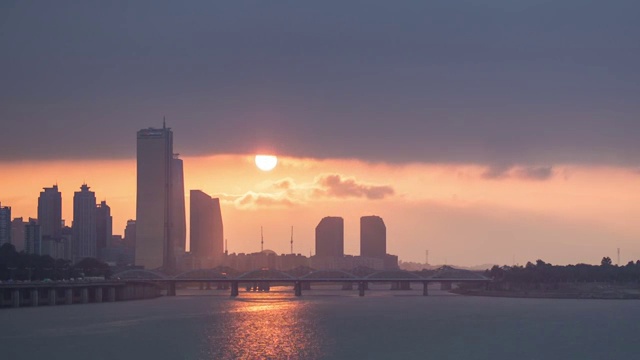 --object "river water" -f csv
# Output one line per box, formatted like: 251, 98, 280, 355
1, 286, 638, 359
